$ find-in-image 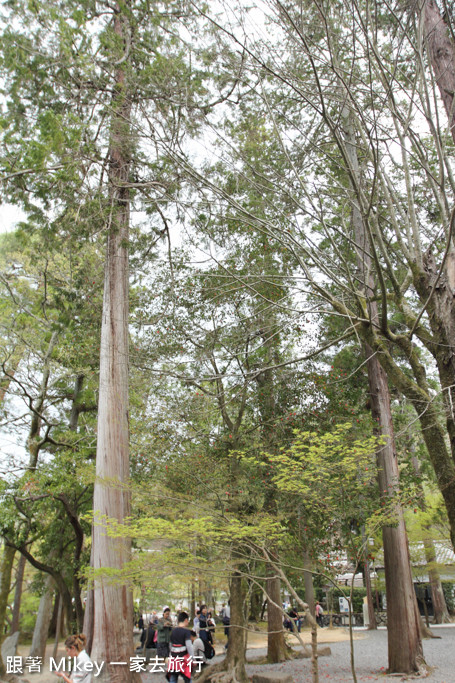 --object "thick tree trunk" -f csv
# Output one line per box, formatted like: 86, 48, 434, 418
29, 573, 55, 660
89, 6, 139, 682
266, 575, 288, 663
196, 571, 249, 683
220, 572, 249, 683
422, 0, 455, 140
0, 543, 16, 676
10, 553, 26, 635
